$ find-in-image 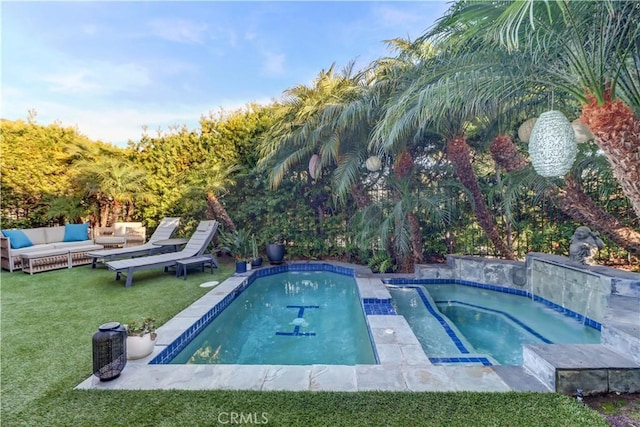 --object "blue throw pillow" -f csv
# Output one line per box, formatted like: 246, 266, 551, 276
1, 229, 34, 249
63, 223, 90, 242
